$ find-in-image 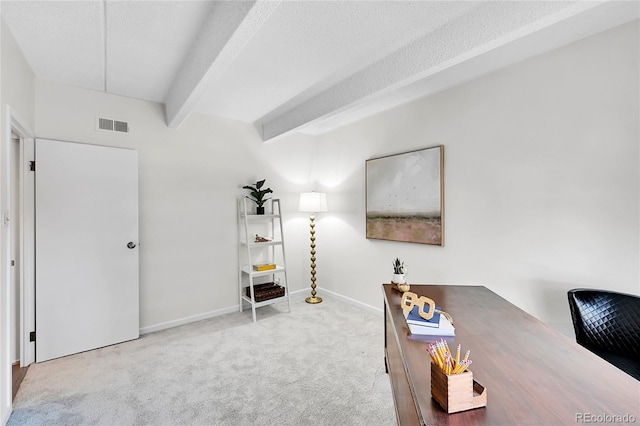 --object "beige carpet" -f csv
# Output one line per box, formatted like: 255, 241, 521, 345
8, 298, 396, 425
